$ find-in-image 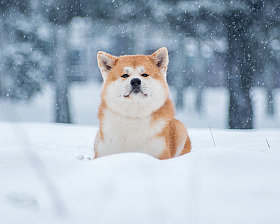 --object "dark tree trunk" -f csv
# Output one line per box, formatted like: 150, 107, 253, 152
196, 87, 203, 114
195, 41, 204, 114
267, 89, 274, 116
176, 85, 184, 110
264, 56, 276, 117
227, 12, 253, 129
55, 25, 71, 123
174, 40, 186, 111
